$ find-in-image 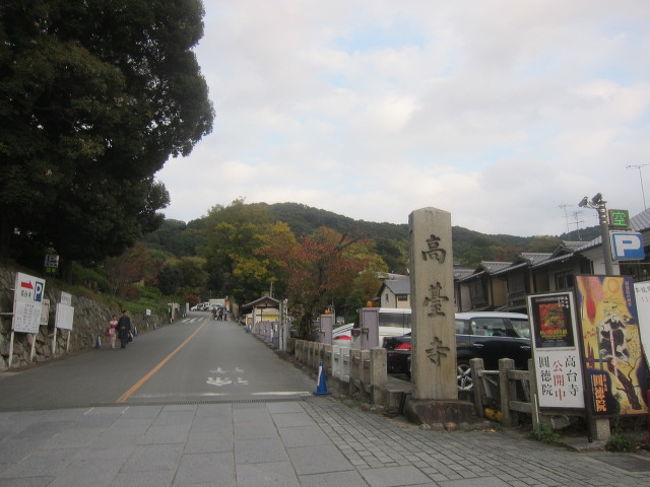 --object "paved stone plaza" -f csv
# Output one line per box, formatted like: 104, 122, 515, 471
1, 397, 650, 486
